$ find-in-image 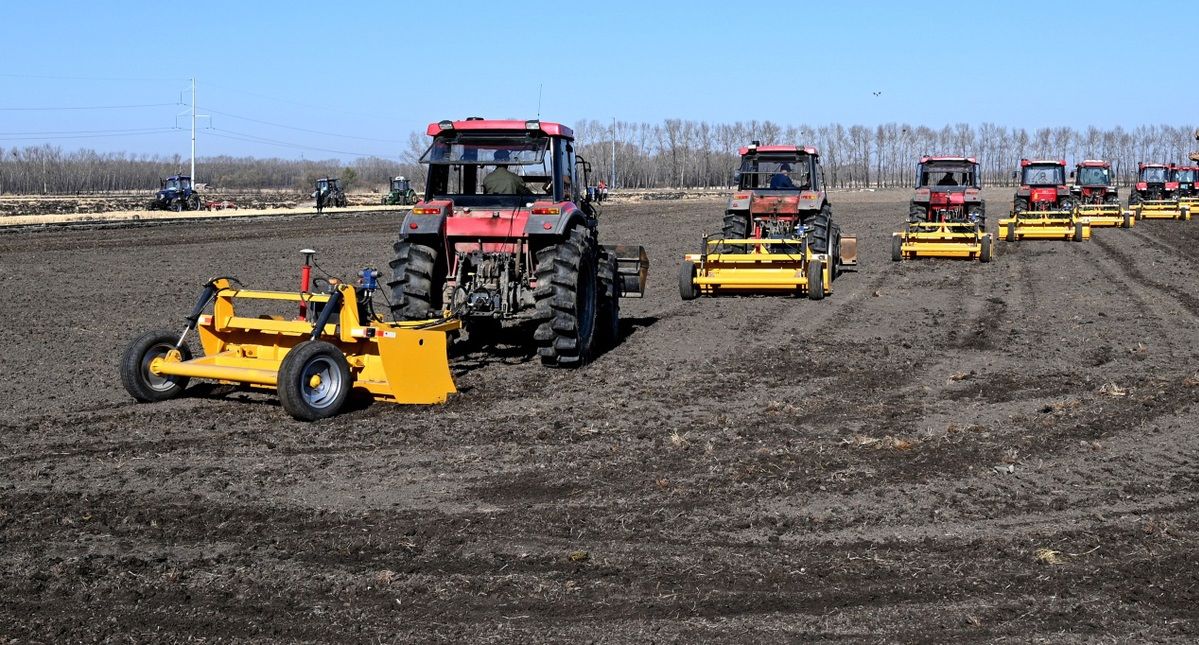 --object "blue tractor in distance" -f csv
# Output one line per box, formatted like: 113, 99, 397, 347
149, 175, 201, 212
